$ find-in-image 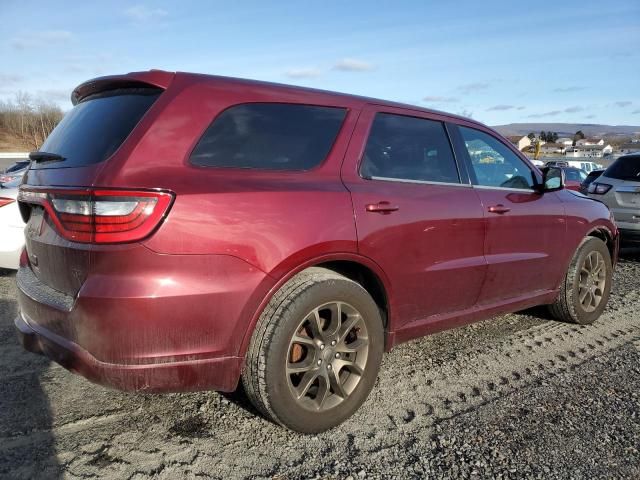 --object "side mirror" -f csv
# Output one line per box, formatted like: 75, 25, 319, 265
537, 166, 565, 193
